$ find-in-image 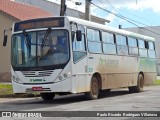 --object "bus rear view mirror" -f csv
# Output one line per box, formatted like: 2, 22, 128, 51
3, 35, 8, 46
76, 30, 82, 41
